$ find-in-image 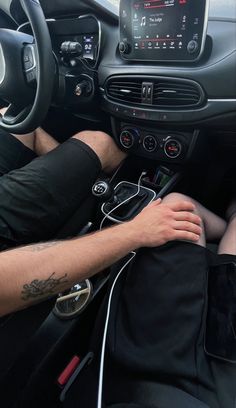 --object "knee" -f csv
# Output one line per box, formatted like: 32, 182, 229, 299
72, 130, 127, 173
72, 130, 113, 148
163, 192, 194, 205
163, 192, 201, 216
